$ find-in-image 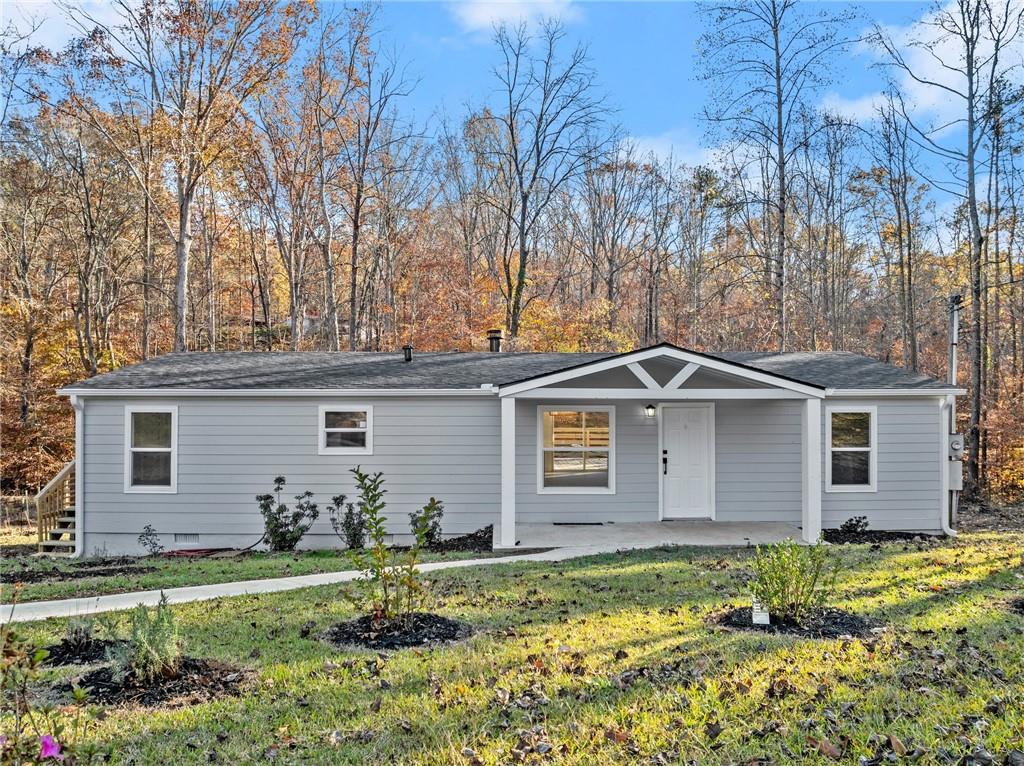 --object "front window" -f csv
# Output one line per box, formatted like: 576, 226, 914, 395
826, 407, 876, 492
125, 407, 177, 492
319, 406, 373, 454
539, 407, 614, 492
